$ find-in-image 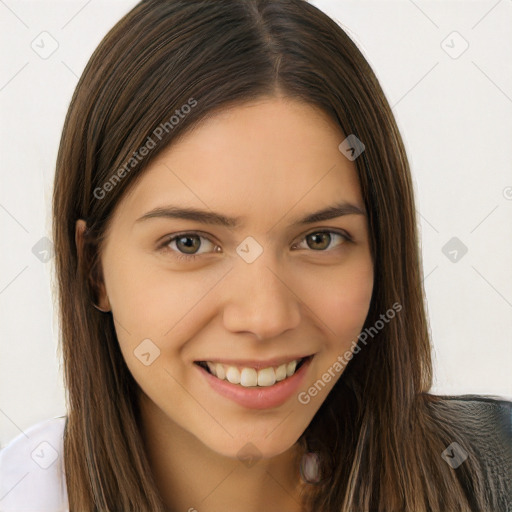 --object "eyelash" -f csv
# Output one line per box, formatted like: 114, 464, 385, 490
158, 229, 352, 262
